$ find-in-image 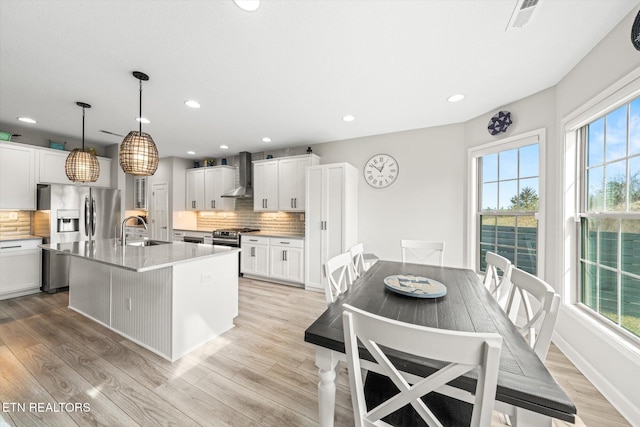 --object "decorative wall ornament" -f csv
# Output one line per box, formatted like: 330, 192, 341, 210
487, 110, 513, 136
